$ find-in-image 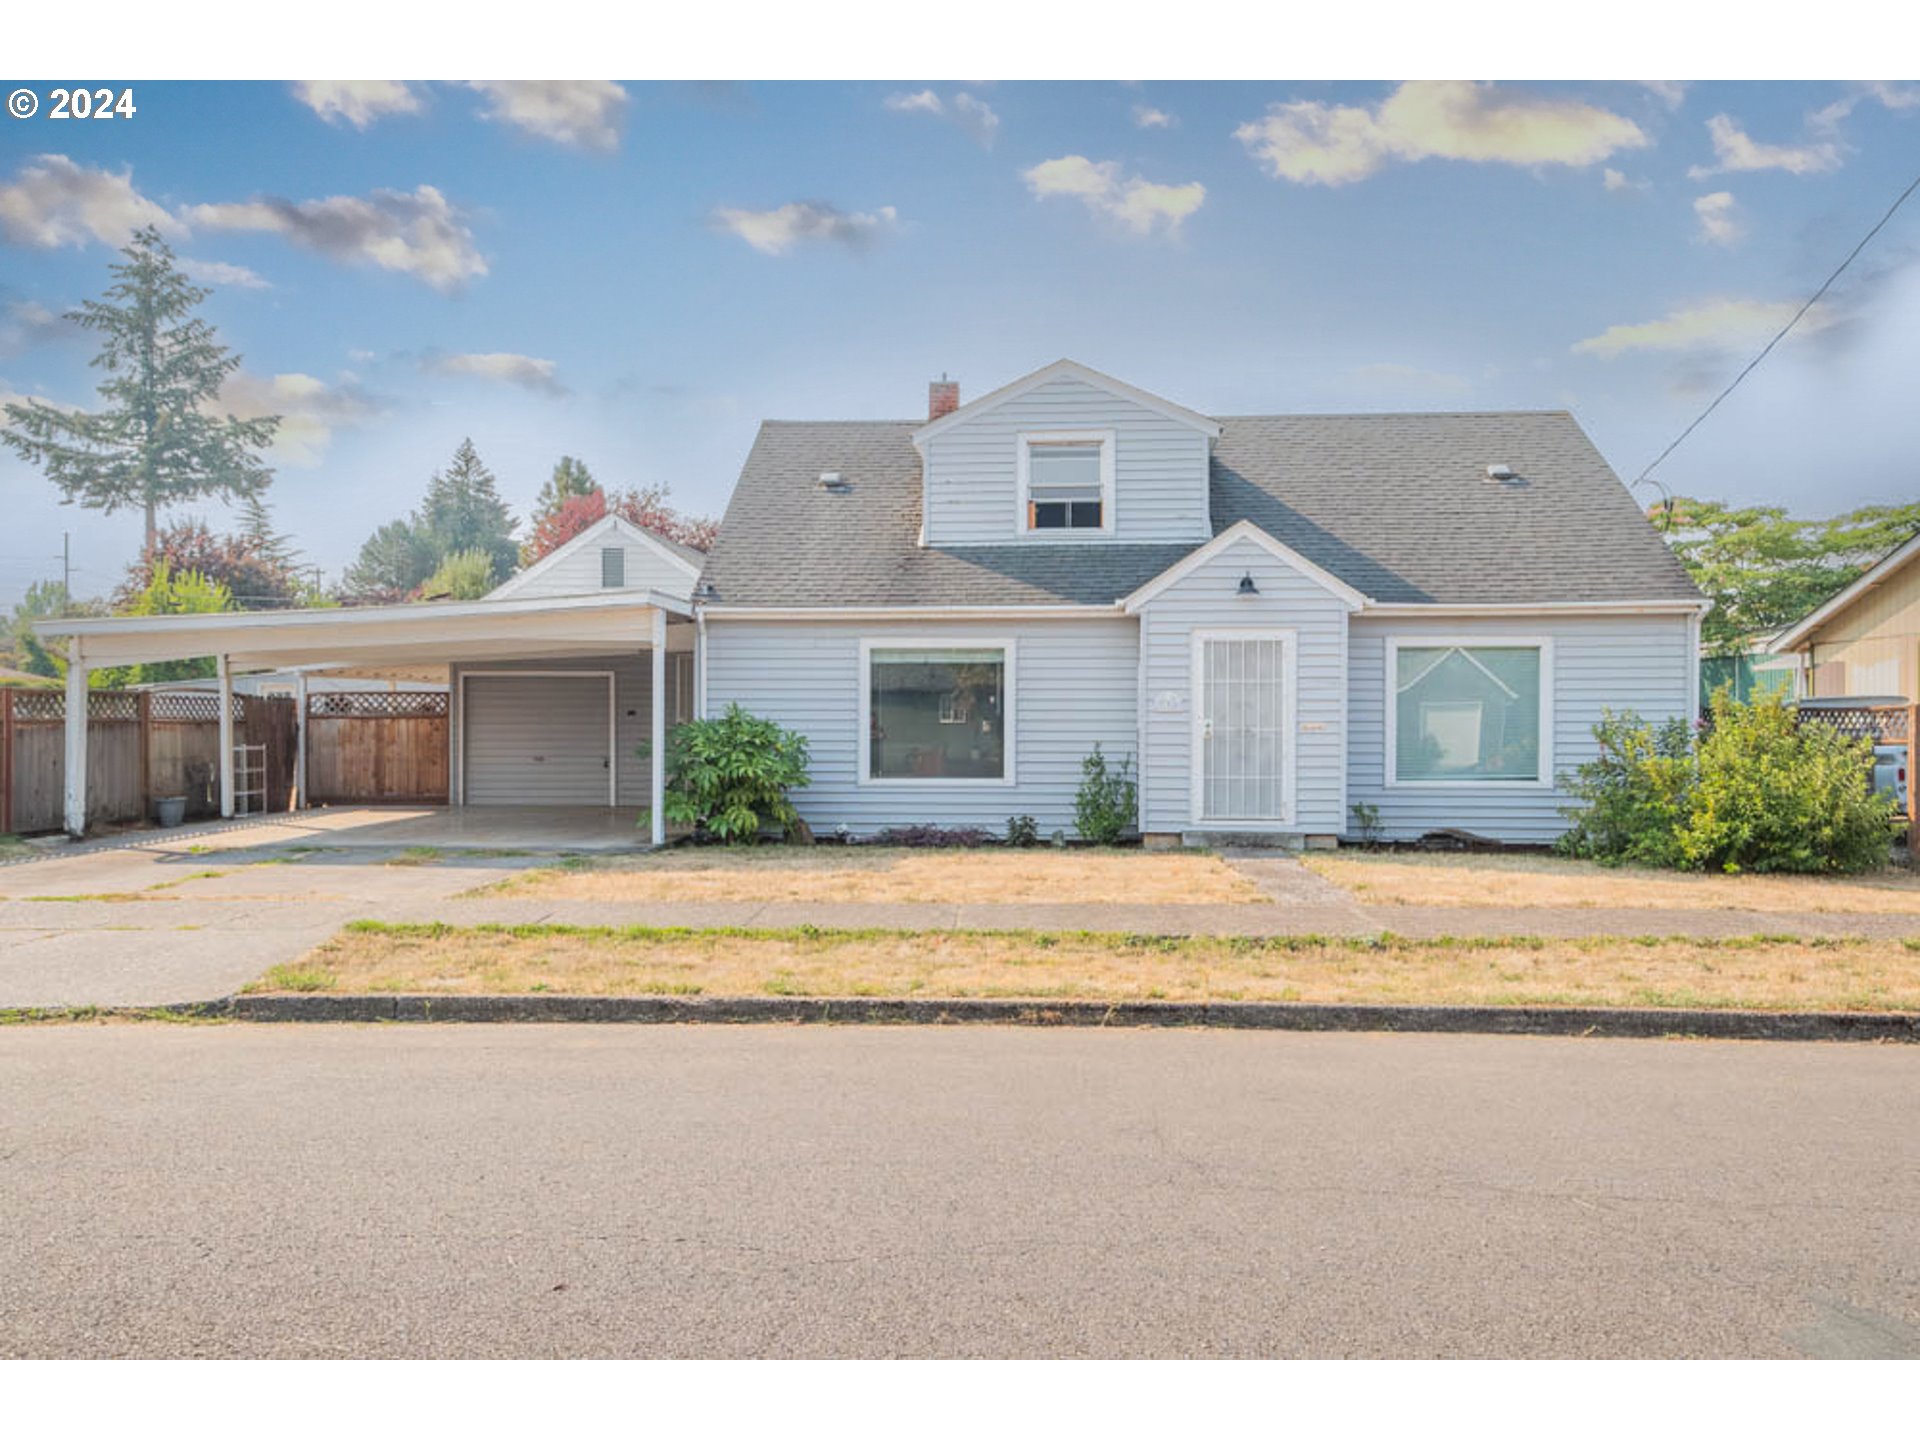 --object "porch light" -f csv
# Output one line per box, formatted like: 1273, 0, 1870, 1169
1237, 571, 1259, 597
